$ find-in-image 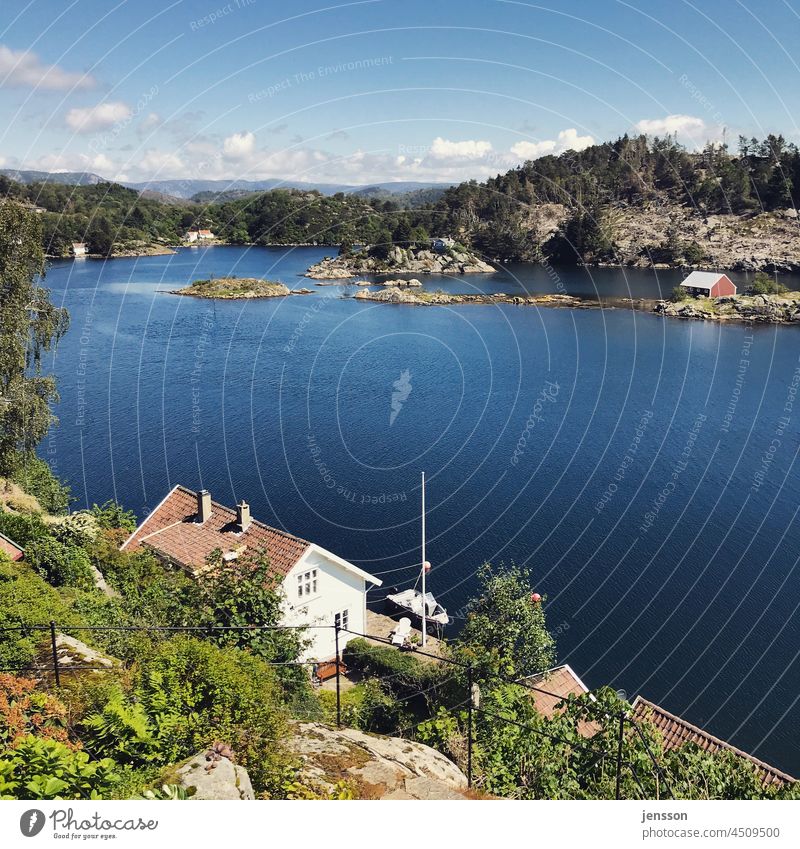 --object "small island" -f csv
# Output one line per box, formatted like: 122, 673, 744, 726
352, 287, 601, 308
306, 243, 495, 279
171, 277, 291, 299
655, 291, 800, 324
